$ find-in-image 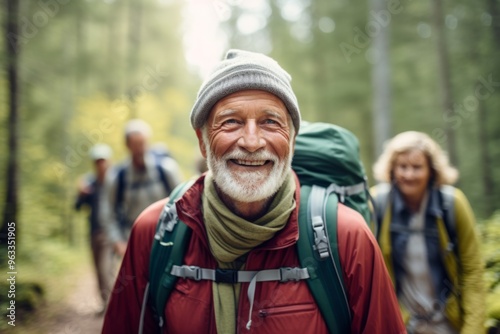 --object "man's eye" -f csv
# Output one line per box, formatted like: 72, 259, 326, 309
263, 119, 278, 125
223, 119, 238, 125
